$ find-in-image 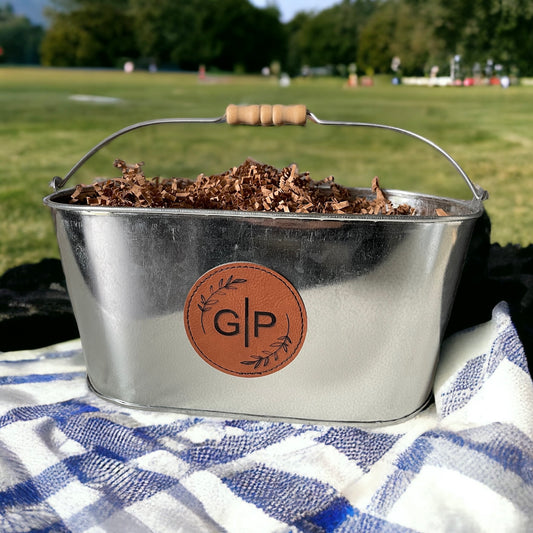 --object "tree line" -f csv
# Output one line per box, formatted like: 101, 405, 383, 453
0, 5, 43, 64
2, 0, 533, 77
